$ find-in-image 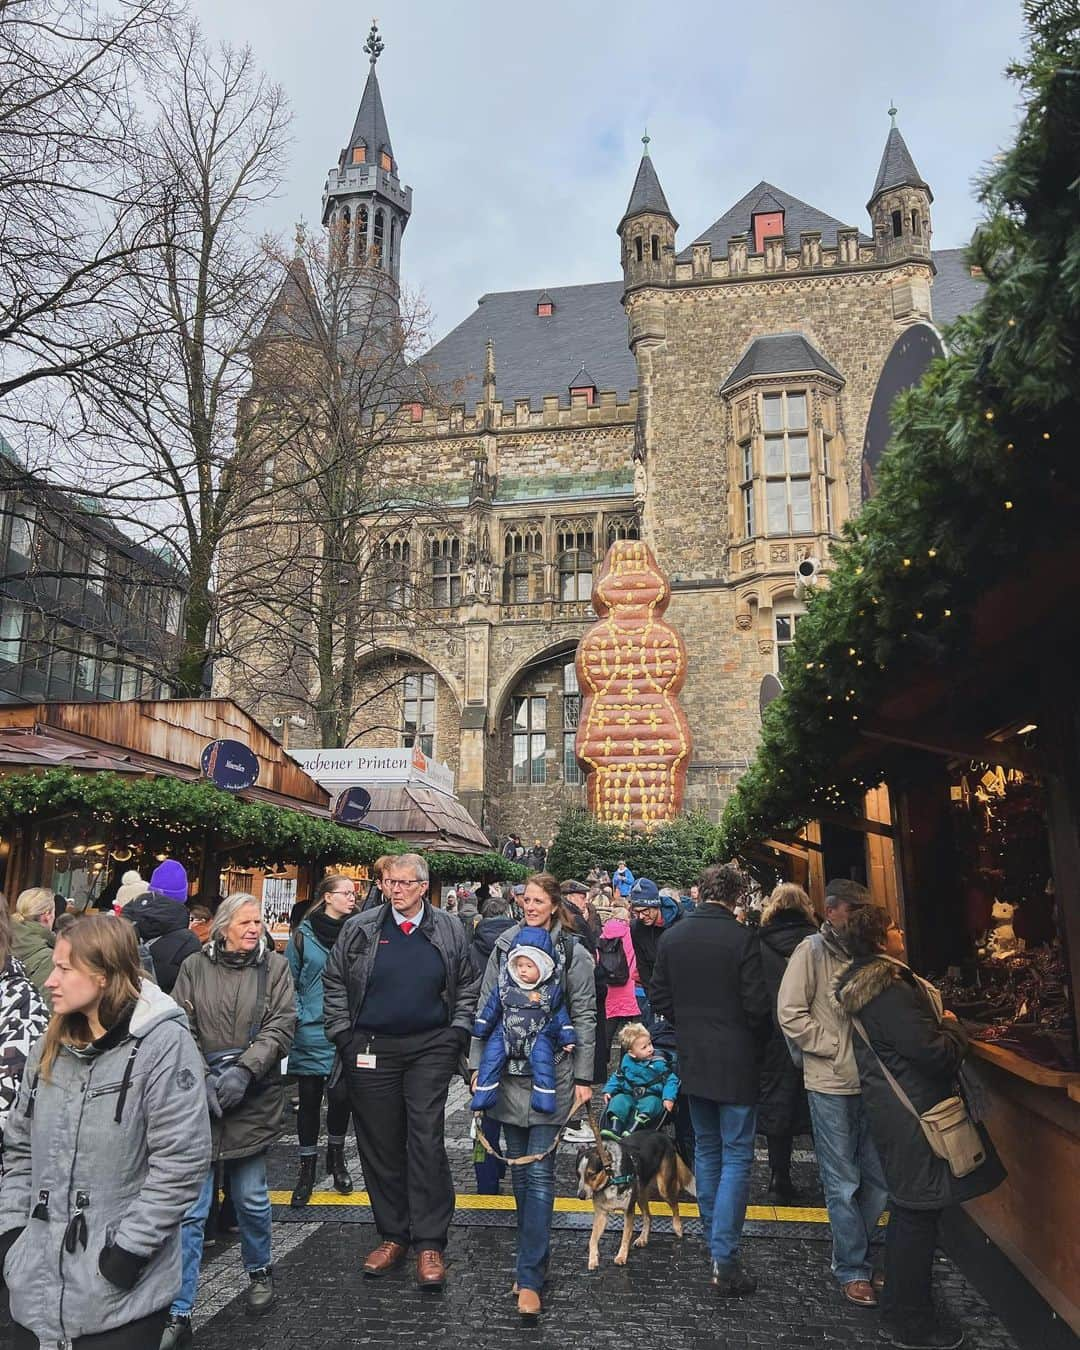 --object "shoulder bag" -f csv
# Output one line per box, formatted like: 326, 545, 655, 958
851, 1015, 986, 1178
